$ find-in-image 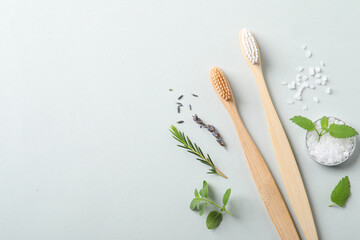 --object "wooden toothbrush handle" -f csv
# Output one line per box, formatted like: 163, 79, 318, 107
253, 69, 318, 240
228, 106, 299, 240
